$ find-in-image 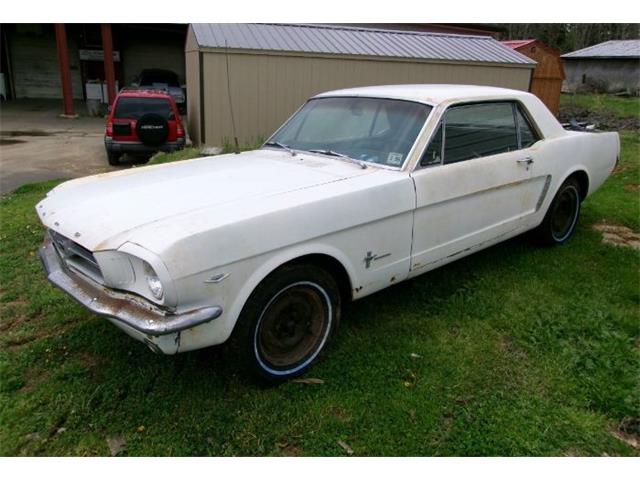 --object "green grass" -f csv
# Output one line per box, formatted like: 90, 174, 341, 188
560, 93, 640, 120
147, 147, 203, 165
1, 99, 639, 456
